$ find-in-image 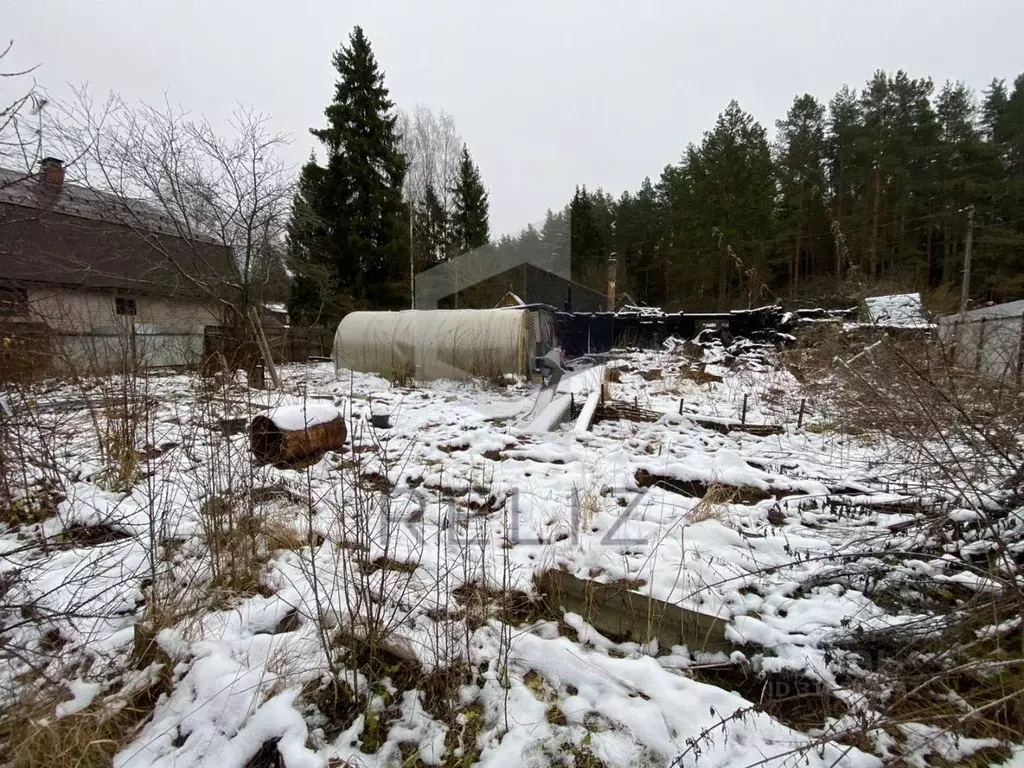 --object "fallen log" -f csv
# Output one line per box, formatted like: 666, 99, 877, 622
694, 416, 784, 437
251, 403, 346, 466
